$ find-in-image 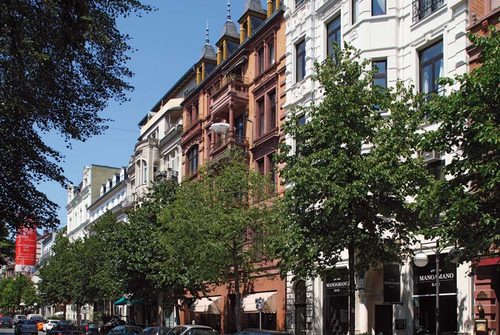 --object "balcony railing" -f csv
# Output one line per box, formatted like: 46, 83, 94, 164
154, 169, 179, 183
412, 0, 445, 23
211, 135, 246, 156
210, 74, 248, 103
